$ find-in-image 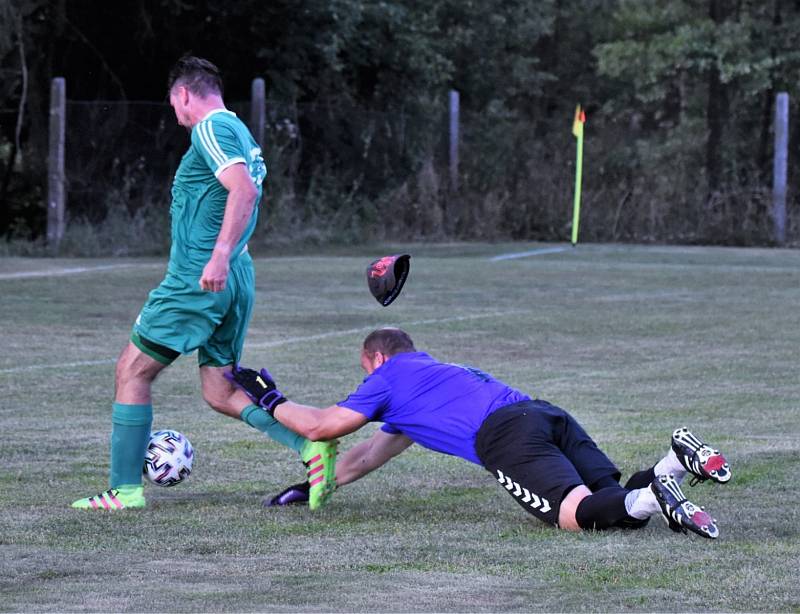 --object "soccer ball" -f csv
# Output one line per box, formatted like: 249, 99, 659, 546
143, 430, 194, 487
